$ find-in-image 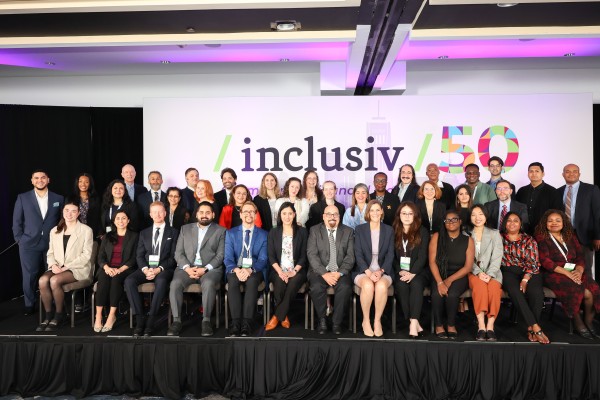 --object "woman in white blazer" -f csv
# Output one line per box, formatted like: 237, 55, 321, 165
38, 201, 93, 332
